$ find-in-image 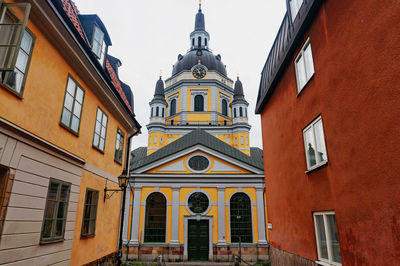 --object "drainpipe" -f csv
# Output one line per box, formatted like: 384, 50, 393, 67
118, 127, 140, 265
